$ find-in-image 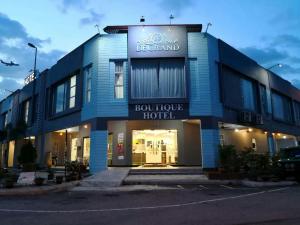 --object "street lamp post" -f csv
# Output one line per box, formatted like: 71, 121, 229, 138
28, 43, 38, 124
